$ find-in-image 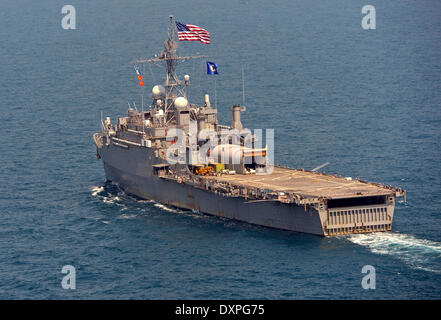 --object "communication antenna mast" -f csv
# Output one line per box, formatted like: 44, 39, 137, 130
242, 65, 246, 107
214, 78, 217, 109
134, 16, 207, 123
